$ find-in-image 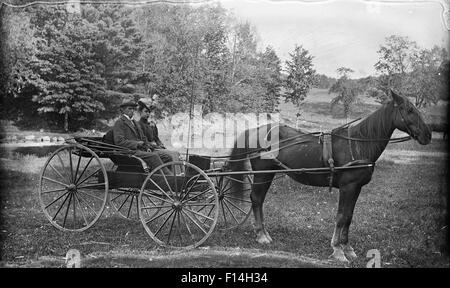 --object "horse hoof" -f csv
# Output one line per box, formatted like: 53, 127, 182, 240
329, 248, 349, 263
343, 247, 357, 260
264, 231, 273, 242
256, 234, 272, 244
